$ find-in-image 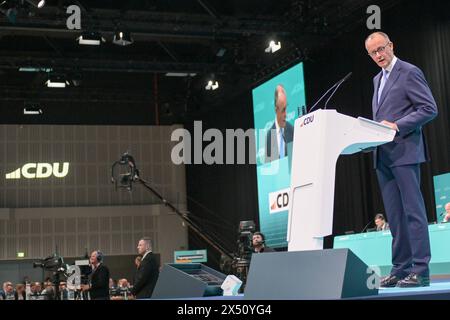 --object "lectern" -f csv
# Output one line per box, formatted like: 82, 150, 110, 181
287, 109, 395, 251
